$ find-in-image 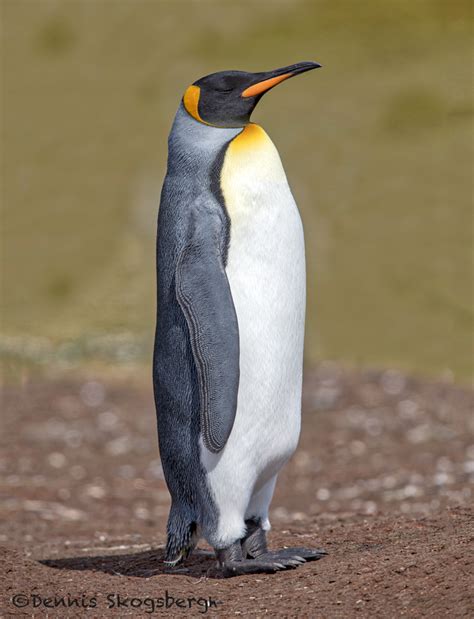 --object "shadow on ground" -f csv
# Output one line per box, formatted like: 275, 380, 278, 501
41, 548, 217, 579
